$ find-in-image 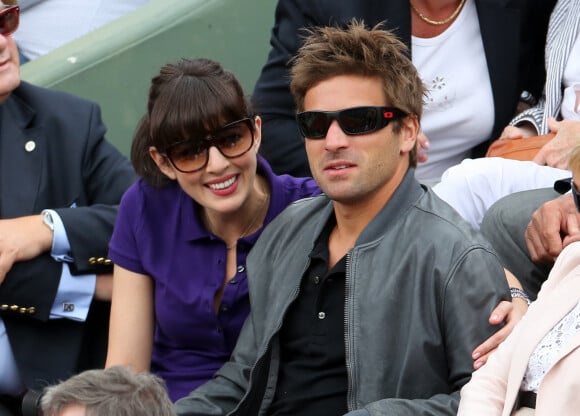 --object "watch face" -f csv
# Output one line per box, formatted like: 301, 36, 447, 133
43, 211, 54, 231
